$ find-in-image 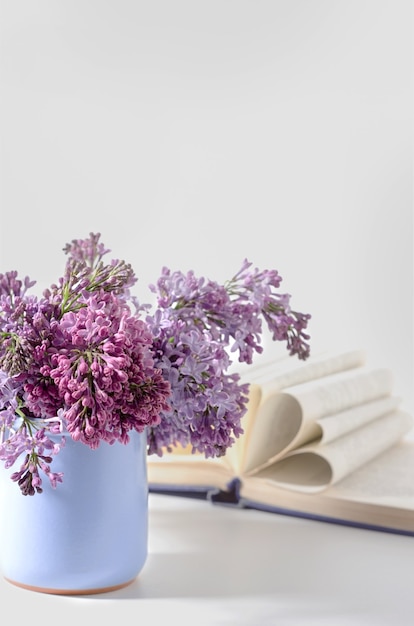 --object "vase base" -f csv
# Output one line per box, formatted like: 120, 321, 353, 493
4, 575, 137, 595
